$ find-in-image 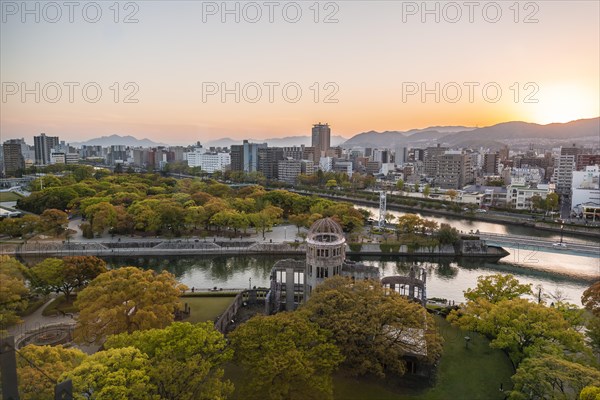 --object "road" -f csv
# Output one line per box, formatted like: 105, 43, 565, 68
477, 232, 600, 257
